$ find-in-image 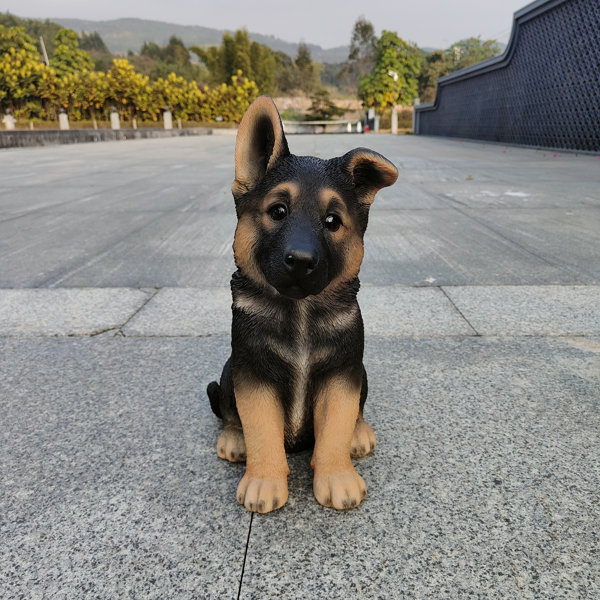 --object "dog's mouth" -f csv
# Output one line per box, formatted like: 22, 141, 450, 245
275, 280, 330, 299
276, 284, 313, 300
